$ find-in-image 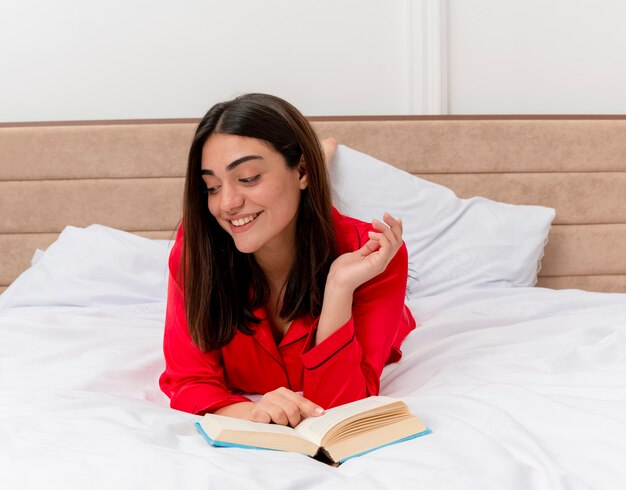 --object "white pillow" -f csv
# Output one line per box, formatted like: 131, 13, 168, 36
329, 145, 555, 299
0, 225, 173, 309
